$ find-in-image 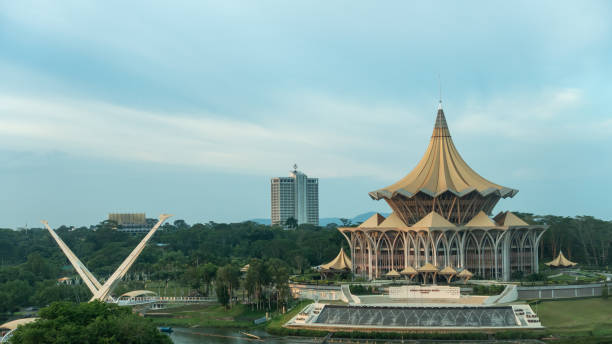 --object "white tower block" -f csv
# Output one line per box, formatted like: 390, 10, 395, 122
91, 214, 172, 301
